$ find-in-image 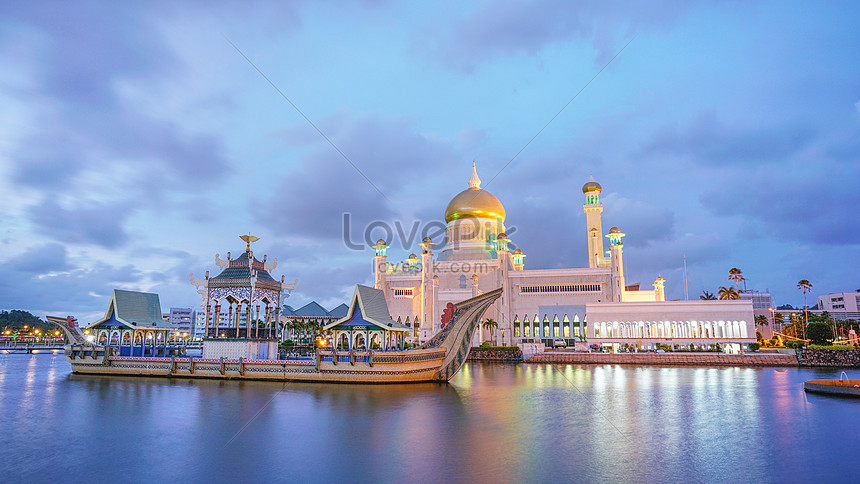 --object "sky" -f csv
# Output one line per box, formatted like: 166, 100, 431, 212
1, 1, 858, 322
